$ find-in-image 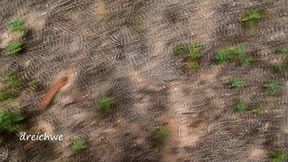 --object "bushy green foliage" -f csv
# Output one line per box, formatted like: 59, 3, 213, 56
263, 80, 280, 94
8, 19, 26, 32
241, 9, 263, 28
72, 138, 87, 151
252, 106, 264, 115
96, 96, 115, 117
187, 43, 201, 60
235, 100, 247, 113
4, 72, 22, 96
0, 110, 24, 132
215, 44, 252, 65
6, 41, 22, 55
173, 43, 184, 56
270, 150, 286, 162
153, 127, 171, 141
229, 77, 244, 89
